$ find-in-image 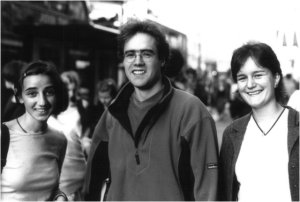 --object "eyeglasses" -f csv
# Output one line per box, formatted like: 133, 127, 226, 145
124, 49, 156, 63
